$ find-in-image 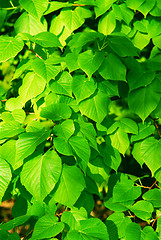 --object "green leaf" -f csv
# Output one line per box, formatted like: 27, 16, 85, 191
105, 213, 132, 240
69, 136, 91, 172
72, 75, 97, 103
40, 103, 72, 121
125, 223, 141, 240
78, 50, 104, 78
126, 0, 145, 10
0, 36, 24, 62
0, 120, 25, 140
107, 33, 139, 57
140, 137, 161, 175
53, 137, 73, 156
132, 31, 150, 50
19, 72, 46, 104
14, 12, 47, 35
5, 97, 24, 111
0, 140, 17, 170
0, 158, 12, 203
45, 2, 72, 15
53, 164, 86, 207
65, 52, 79, 72
53, 119, 75, 141
137, 0, 156, 17
21, 150, 62, 201
153, 35, 161, 49
112, 174, 141, 202
0, 215, 31, 231
130, 200, 153, 220
119, 118, 138, 134
131, 123, 155, 142
141, 226, 159, 240
99, 53, 127, 81
50, 71, 73, 97
143, 189, 161, 208
94, 0, 117, 18
12, 109, 26, 124
31, 214, 64, 239
112, 3, 134, 25
98, 11, 116, 35
109, 128, 130, 155
15, 131, 50, 169
128, 85, 160, 122
79, 90, 110, 123
31, 58, 60, 82
31, 32, 61, 47
66, 218, 109, 240
19, 0, 48, 20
